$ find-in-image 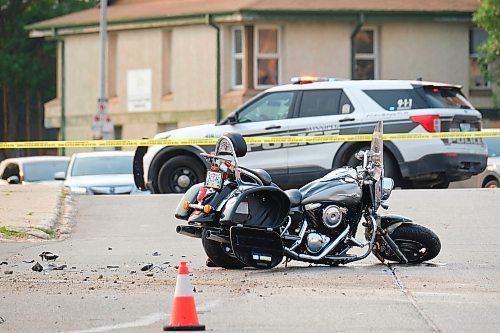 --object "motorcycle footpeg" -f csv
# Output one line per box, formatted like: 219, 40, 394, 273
230, 226, 284, 269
